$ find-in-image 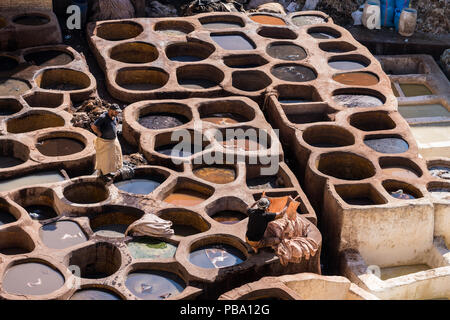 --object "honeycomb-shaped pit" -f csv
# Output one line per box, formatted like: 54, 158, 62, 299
67, 242, 122, 279
211, 33, 256, 50
114, 168, 167, 195
189, 237, 247, 269
382, 180, 423, 200
63, 182, 109, 204
0, 139, 29, 168
96, 21, 144, 41
379, 157, 423, 179
217, 127, 272, 152
333, 89, 386, 108
223, 54, 268, 68
89, 206, 145, 238
25, 204, 58, 221
24, 49, 74, 67
70, 288, 122, 300
116, 68, 169, 91
125, 269, 186, 300
276, 84, 322, 104
23, 91, 64, 109
40, 220, 87, 249
166, 41, 215, 62
13, 13, 50, 26
350, 111, 396, 131
2, 260, 64, 296
0, 55, 19, 72
292, 14, 326, 26
193, 165, 237, 184
250, 14, 286, 25
364, 135, 409, 154
332, 72, 379, 86
36, 133, 86, 157
0, 228, 35, 255
271, 64, 317, 82
307, 26, 341, 39
154, 130, 210, 158
267, 42, 306, 61
162, 179, 214, 207
137, 102, 192, 130
198, 99, 254, 125
154, 20, 195, 36
177, 64, 224, 89
319, 41, 357, 53
110, 42, 159, 64
35, 69, 91, 91
232, 70, 272, 92
6, 111, 65, 134
303, 125, 355, 148
257, 27, 297, 40
199, 15, 245, 29
246, 164, 293, 189
335, 184, 387, 206
317, 152, 376, 180
328, 55, 371, 71
158, 208, 210, 236
205, 197, 248, 224
0, 78, 31, 97
126, 236, 177, 260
